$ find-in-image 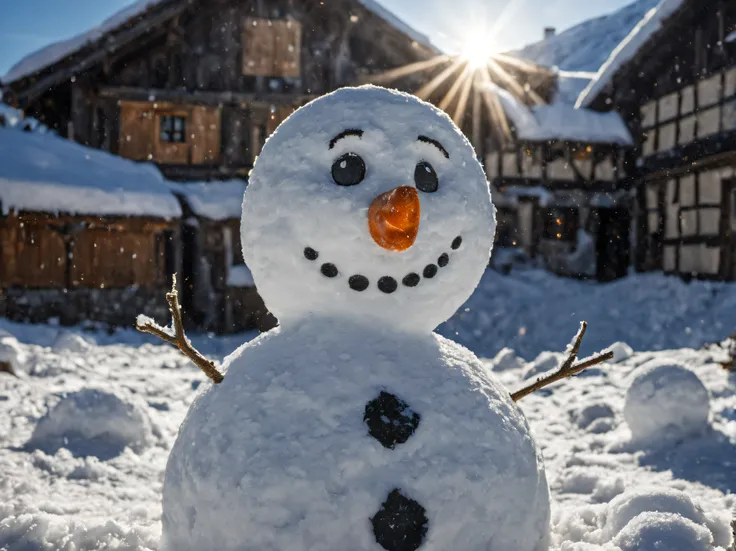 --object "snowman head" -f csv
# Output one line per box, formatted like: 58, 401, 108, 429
242, 86, 495, 333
